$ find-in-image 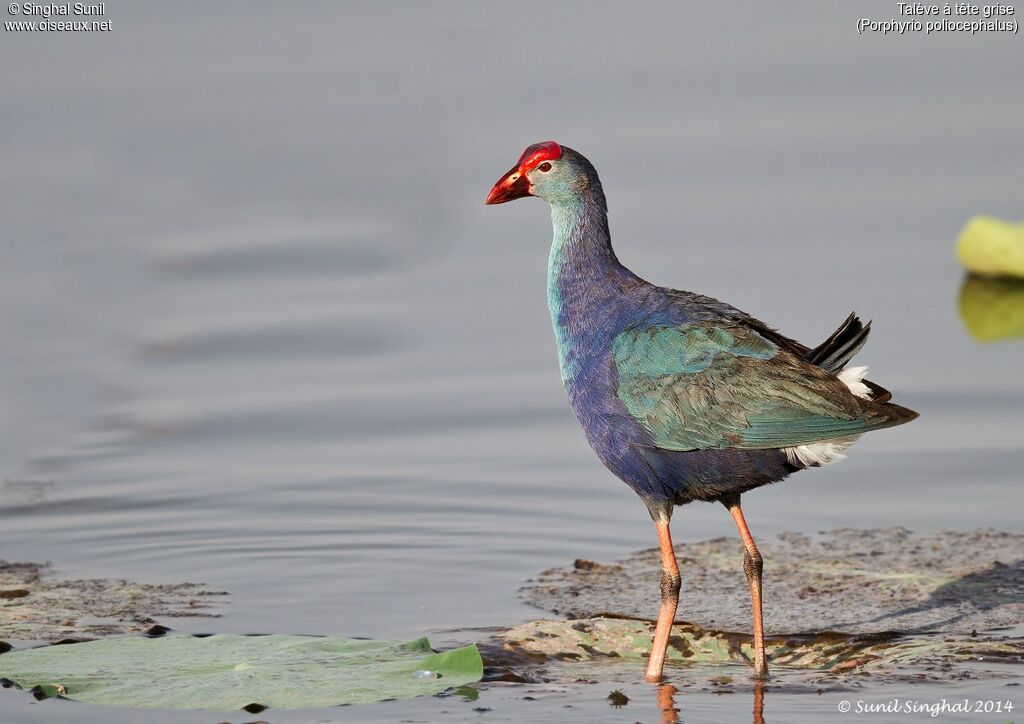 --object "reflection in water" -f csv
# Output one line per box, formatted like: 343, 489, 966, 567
658, 684, 679, 723
958, 274, 1024, 342
656, 681, 765, 724
753, 682, 765, 724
